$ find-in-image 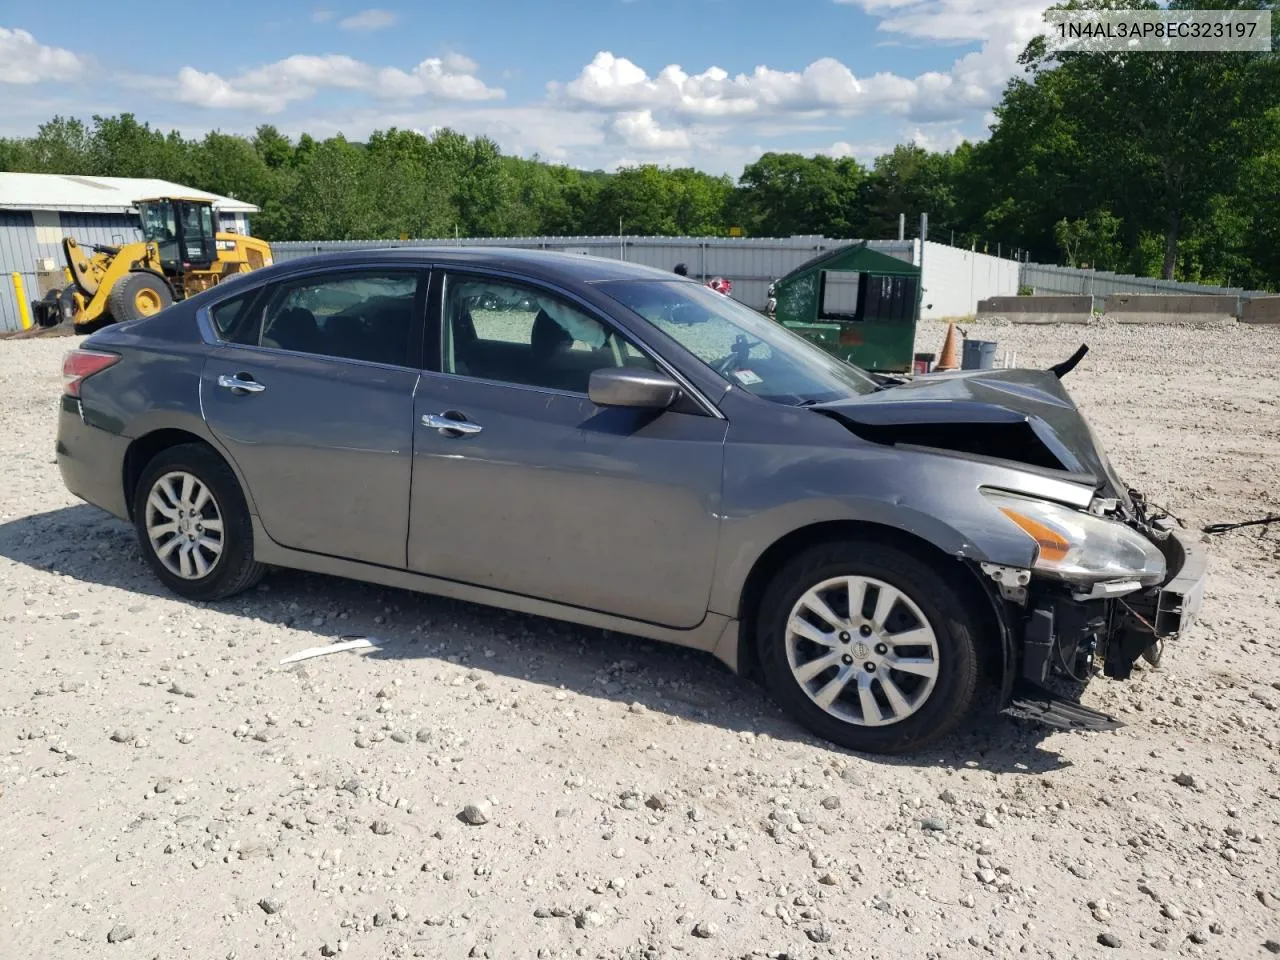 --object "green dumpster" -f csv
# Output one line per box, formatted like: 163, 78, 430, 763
772, 242, 921, 372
